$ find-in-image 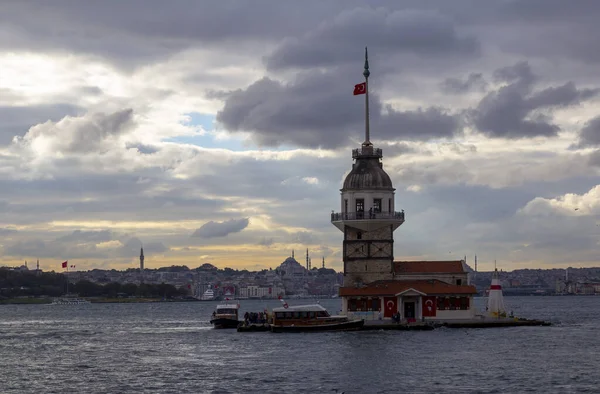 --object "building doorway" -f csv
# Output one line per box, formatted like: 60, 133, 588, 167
404, 301, 415, 319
